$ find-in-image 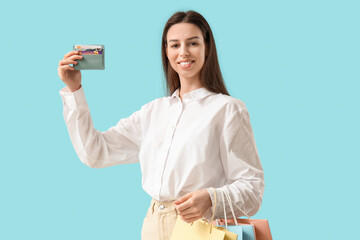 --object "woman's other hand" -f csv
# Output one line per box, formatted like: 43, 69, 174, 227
174, 189, 212, 223
58, 51, 83, 92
